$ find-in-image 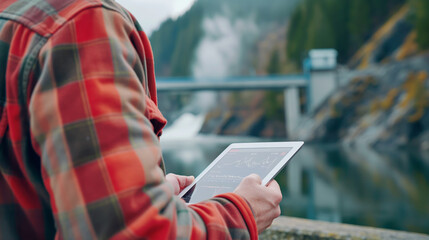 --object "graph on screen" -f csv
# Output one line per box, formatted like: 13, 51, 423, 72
183, 147, 292, 203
